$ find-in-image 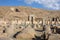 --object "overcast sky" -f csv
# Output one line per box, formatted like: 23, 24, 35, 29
0, 0, 60, 10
